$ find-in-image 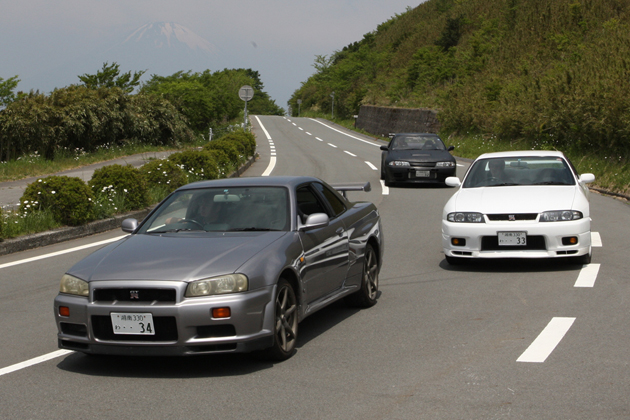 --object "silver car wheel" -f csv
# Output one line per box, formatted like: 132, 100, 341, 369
271, 279, 298, 359
345, 244, 379, 308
